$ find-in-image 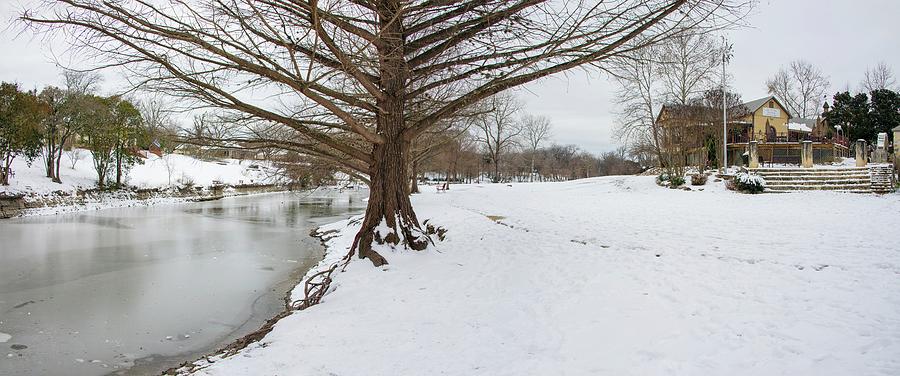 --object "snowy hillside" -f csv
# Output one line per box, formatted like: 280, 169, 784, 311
185, 176, 900, 376
0, 150, 282, 196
